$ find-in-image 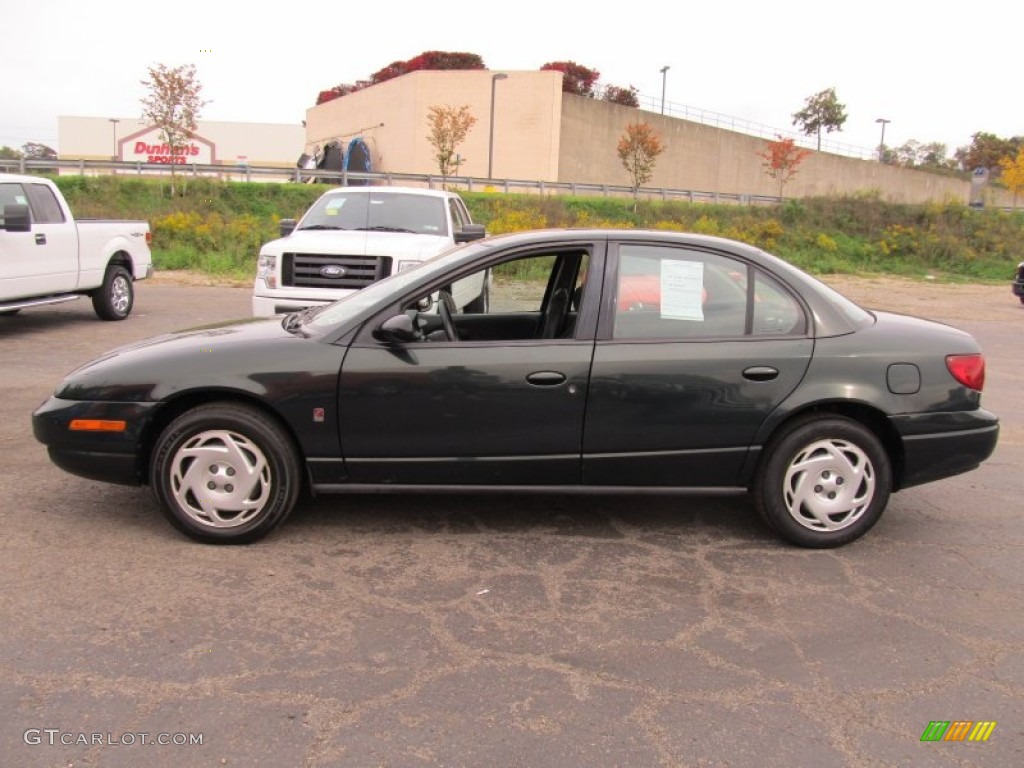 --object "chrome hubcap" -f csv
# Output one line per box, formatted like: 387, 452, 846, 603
111, 275, 131, 314
783, 439, 875, 532
170, 430, 272, 528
